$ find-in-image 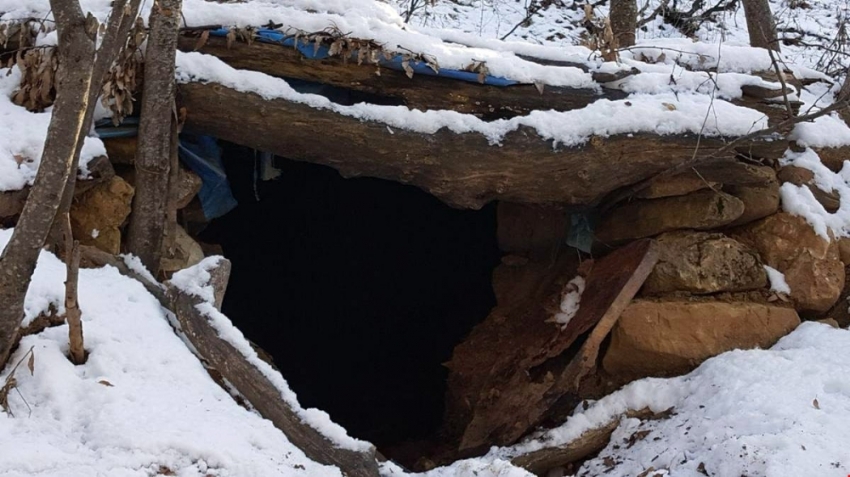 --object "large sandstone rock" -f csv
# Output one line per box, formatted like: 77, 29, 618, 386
777, 165, 840, 213
634, 173, 717, 199
732, 213, 845, 314
160, 224, 205, 277
70, 176, 135, 254
595, 190, 744, 243
0, 189, 28, 221
724, 181, 780, 227
643, 231, 767, 295
603, 300, 800, 379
